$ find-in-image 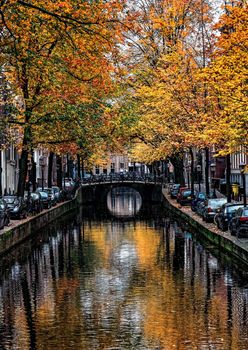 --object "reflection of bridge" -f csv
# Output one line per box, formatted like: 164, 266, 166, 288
80, 174, 163, 204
